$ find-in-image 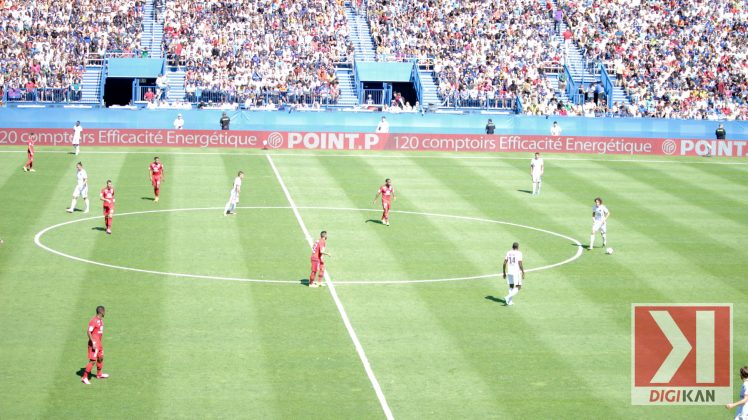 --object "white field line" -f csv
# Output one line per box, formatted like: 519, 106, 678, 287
33, 207, 300, 284
33, 206, 583, 285
265, 154, 395, 420
0, 148, 747, 165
